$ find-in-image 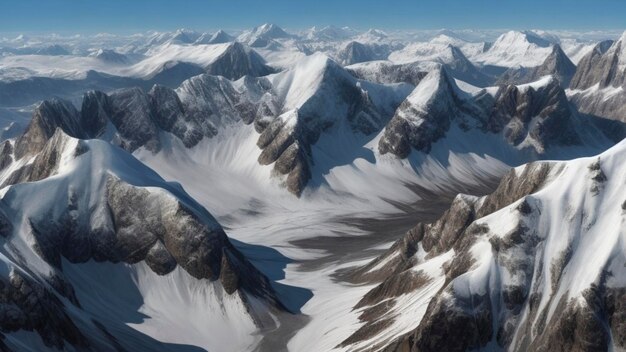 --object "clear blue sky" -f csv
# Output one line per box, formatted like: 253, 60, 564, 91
1, 0, 625, 33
